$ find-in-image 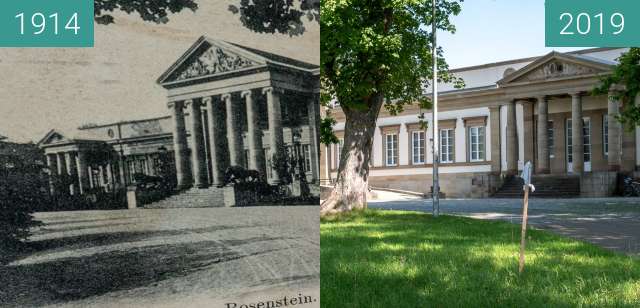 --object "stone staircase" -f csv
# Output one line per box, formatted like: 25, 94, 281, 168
144, 187, 225, 208
492, 175, 581, 198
